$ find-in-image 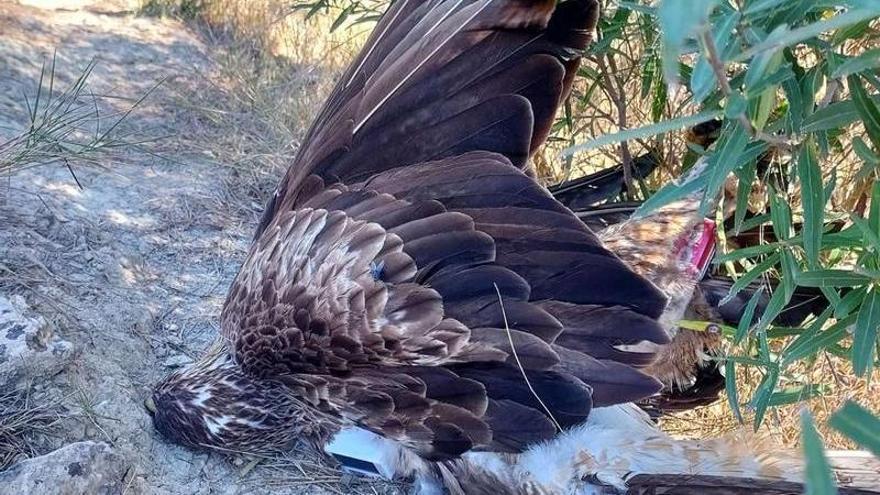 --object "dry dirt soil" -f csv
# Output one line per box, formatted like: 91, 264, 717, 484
0, 1, 399, 493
